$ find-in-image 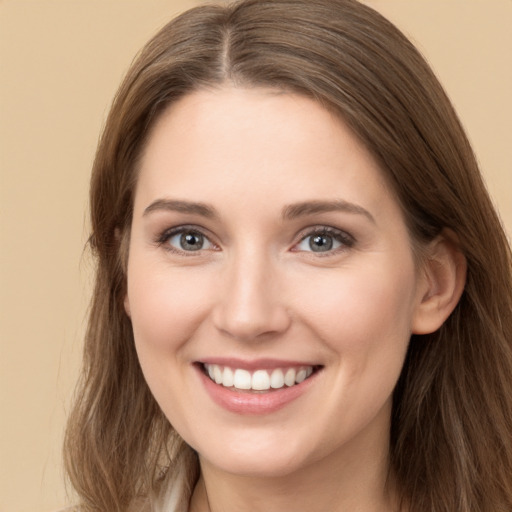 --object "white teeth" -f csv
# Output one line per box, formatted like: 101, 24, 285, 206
233, 369, 252, 390
203, 364, 315, 391
284, 368, 296, 387
295, 368, 307, 384
223, 366, 234, 387
252, 370, 270, 390
213, 365, 223, 384
270, 368, 285, 389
